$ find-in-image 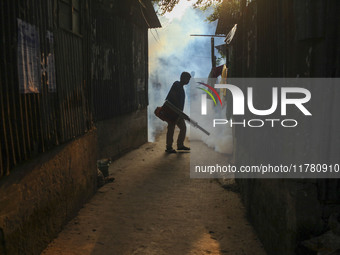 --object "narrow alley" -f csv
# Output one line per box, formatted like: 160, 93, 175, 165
42, 133, 266, 255
1, 1, 339, 255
